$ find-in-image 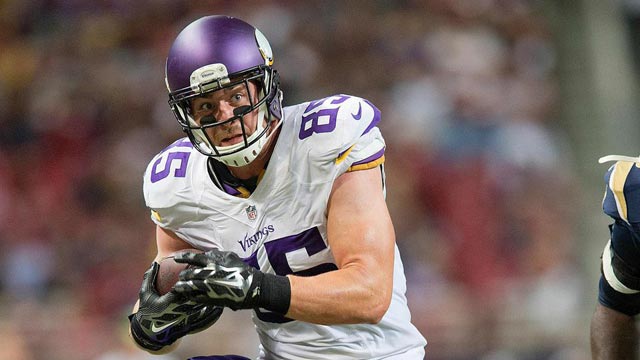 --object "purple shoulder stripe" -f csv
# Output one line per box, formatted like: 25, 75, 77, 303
362, 99, 381, 135
351, 148, 385, 167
